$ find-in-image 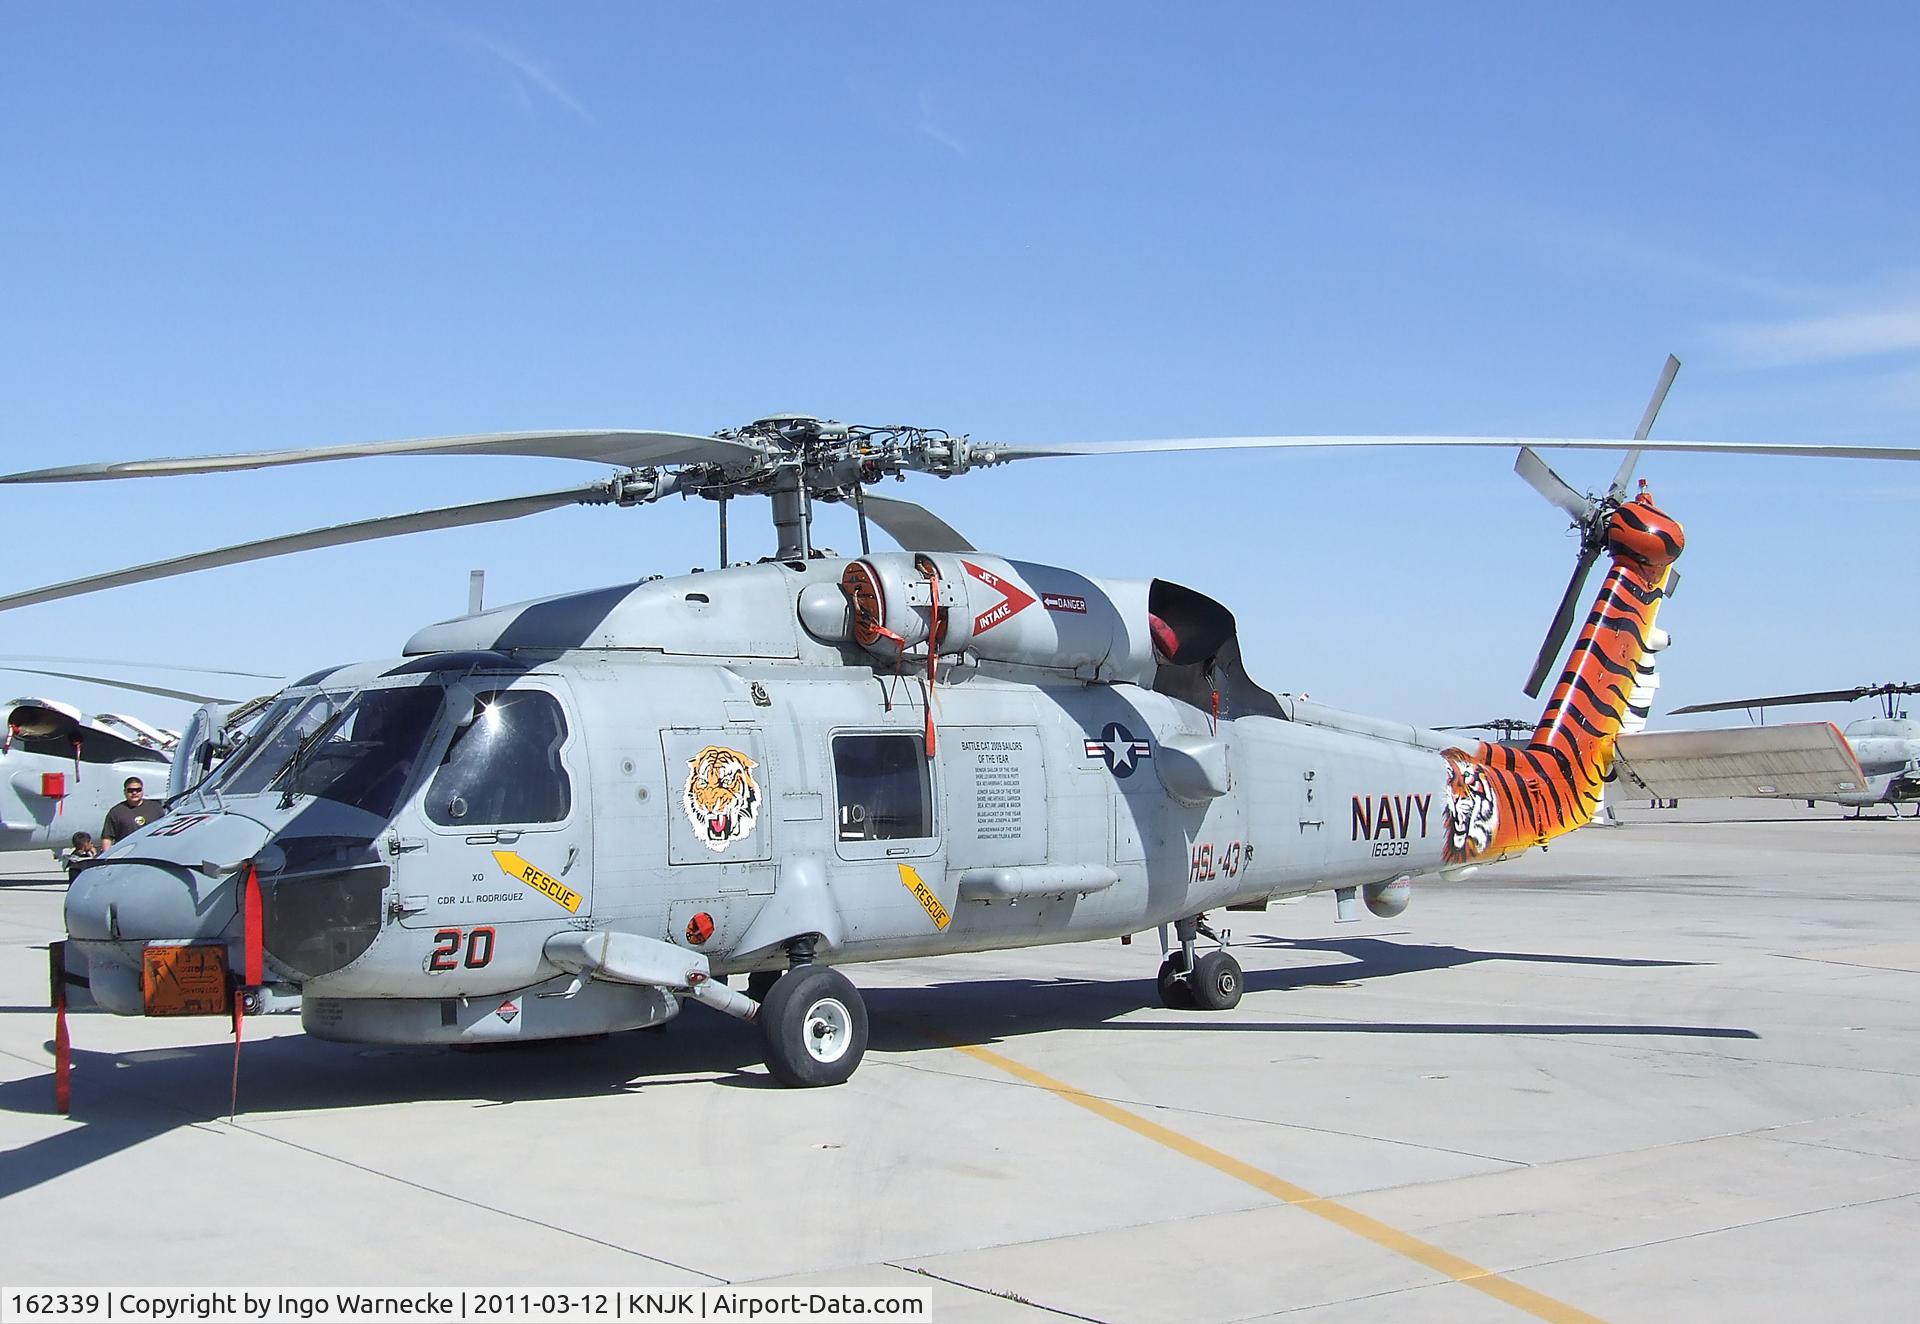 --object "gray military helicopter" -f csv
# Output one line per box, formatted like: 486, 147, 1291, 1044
11, 398, 1920, 1086
1669, 683, 1920, 816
